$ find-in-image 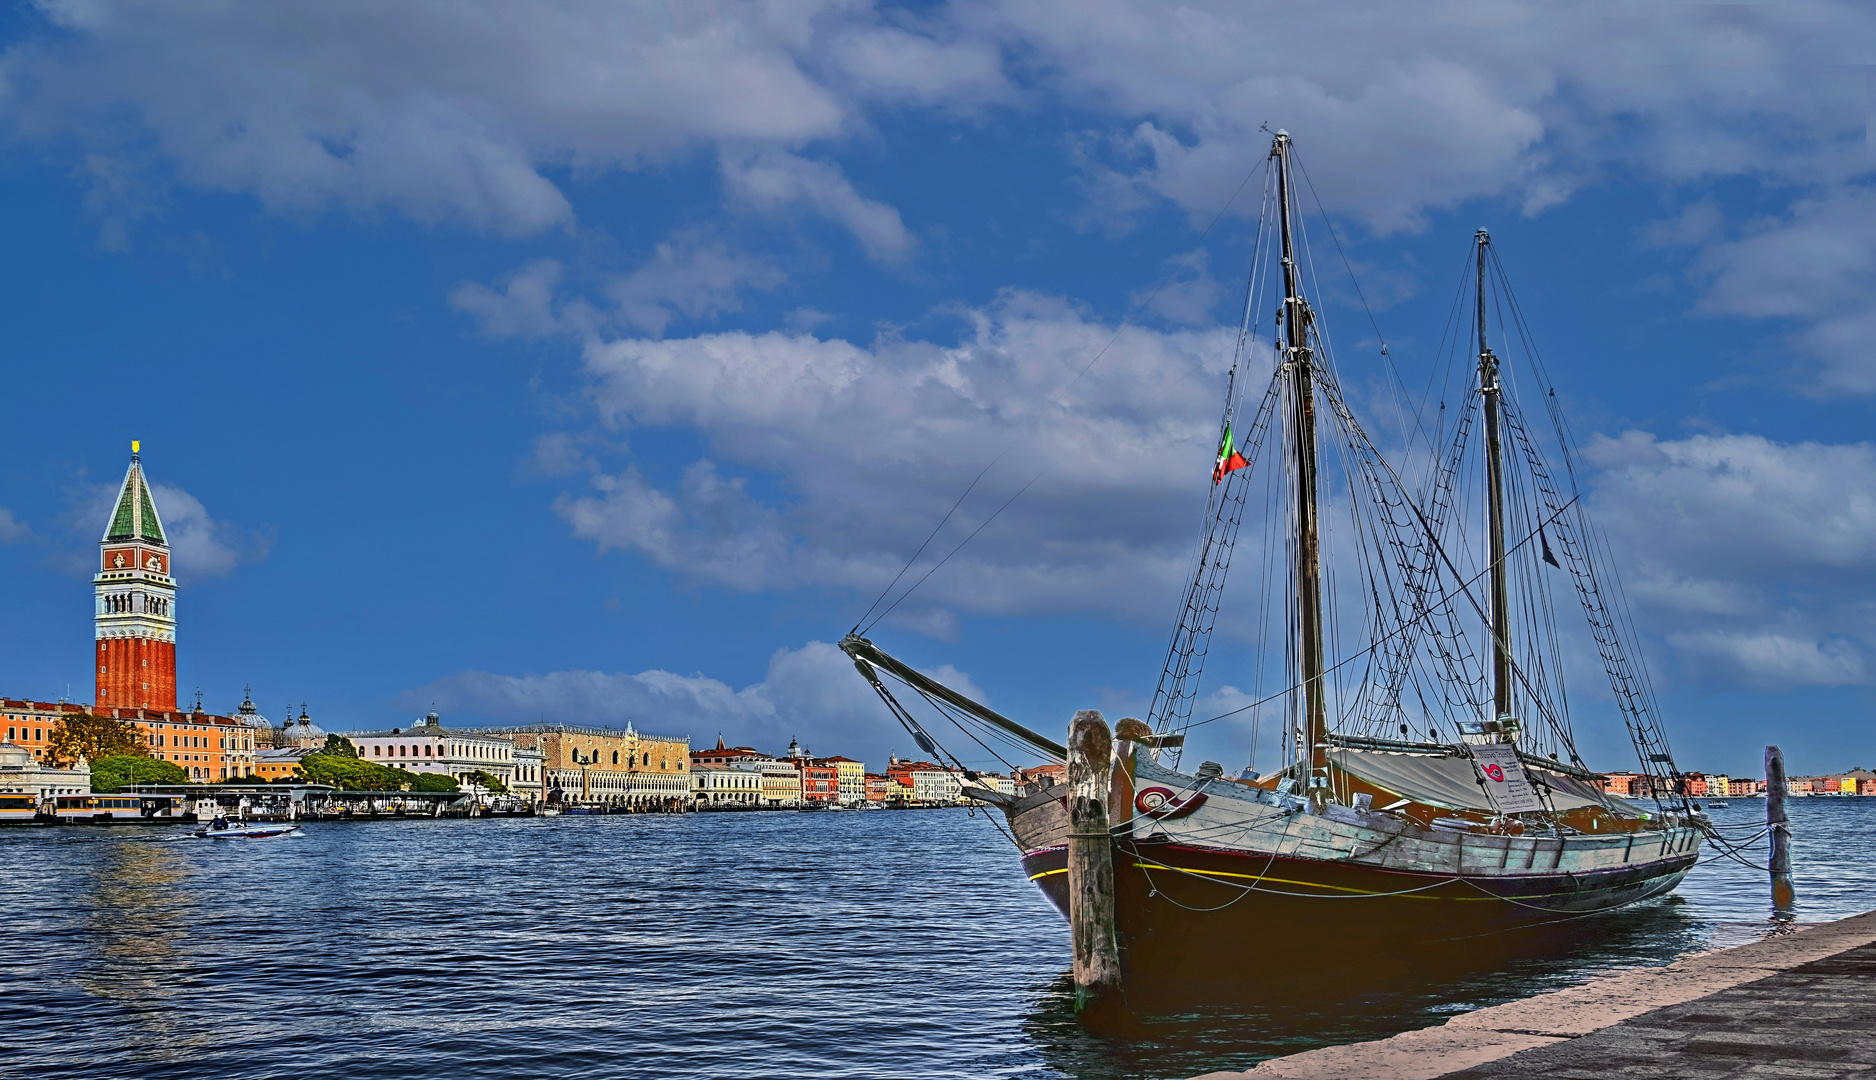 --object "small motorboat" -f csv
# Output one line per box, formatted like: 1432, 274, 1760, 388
193, 821, 301, 839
